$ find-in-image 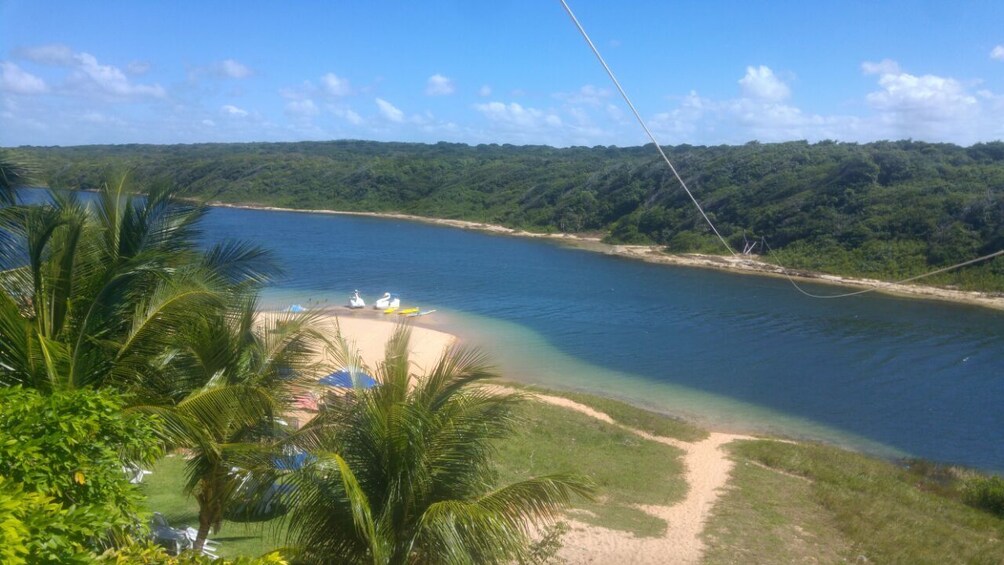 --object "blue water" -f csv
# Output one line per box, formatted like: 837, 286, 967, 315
16, 190, 1004, 470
